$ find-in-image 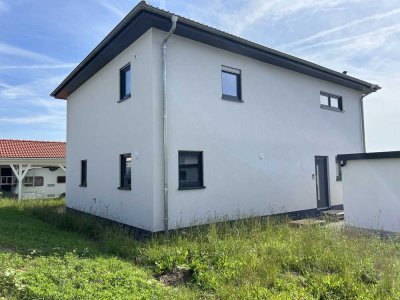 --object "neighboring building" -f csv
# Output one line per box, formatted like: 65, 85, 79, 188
51, 1, 380, 232
337, 152, 400, 233
0, 140, 66, 199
